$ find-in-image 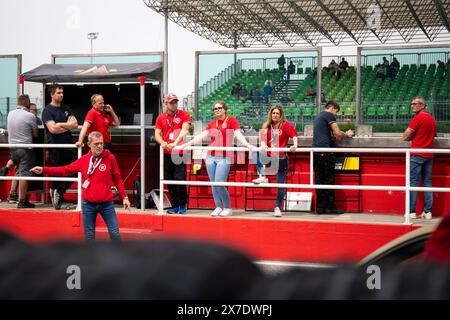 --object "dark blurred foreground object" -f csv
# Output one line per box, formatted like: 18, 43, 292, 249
424, 213, 450, 264
0, 231, 449, 299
